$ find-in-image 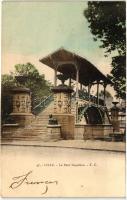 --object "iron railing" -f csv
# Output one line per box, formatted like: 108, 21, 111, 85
32, 94, 53, 115
32, 90, 105, 120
